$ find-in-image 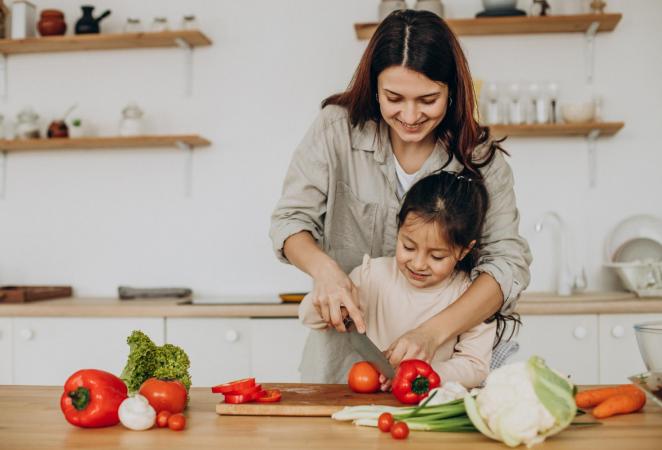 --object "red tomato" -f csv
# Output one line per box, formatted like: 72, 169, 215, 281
139, 378, 187, 414
348, 361, 380, 393
167, 413, 186, 431
378, 412, 394, 432
156, 410, 171, 428
391, 421, 409, 440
